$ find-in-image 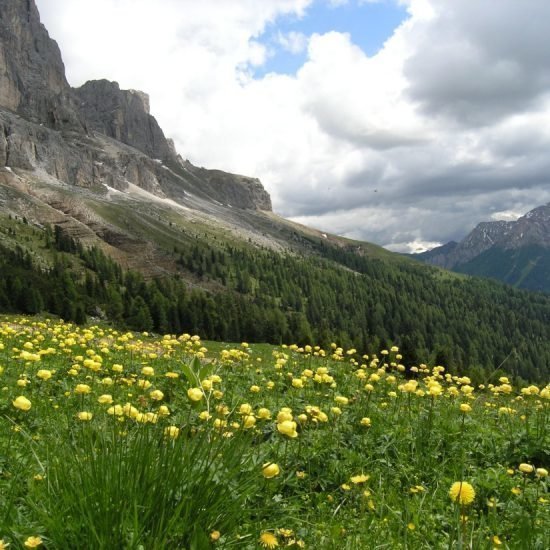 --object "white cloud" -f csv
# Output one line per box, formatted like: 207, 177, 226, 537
35, 0, 550, 249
